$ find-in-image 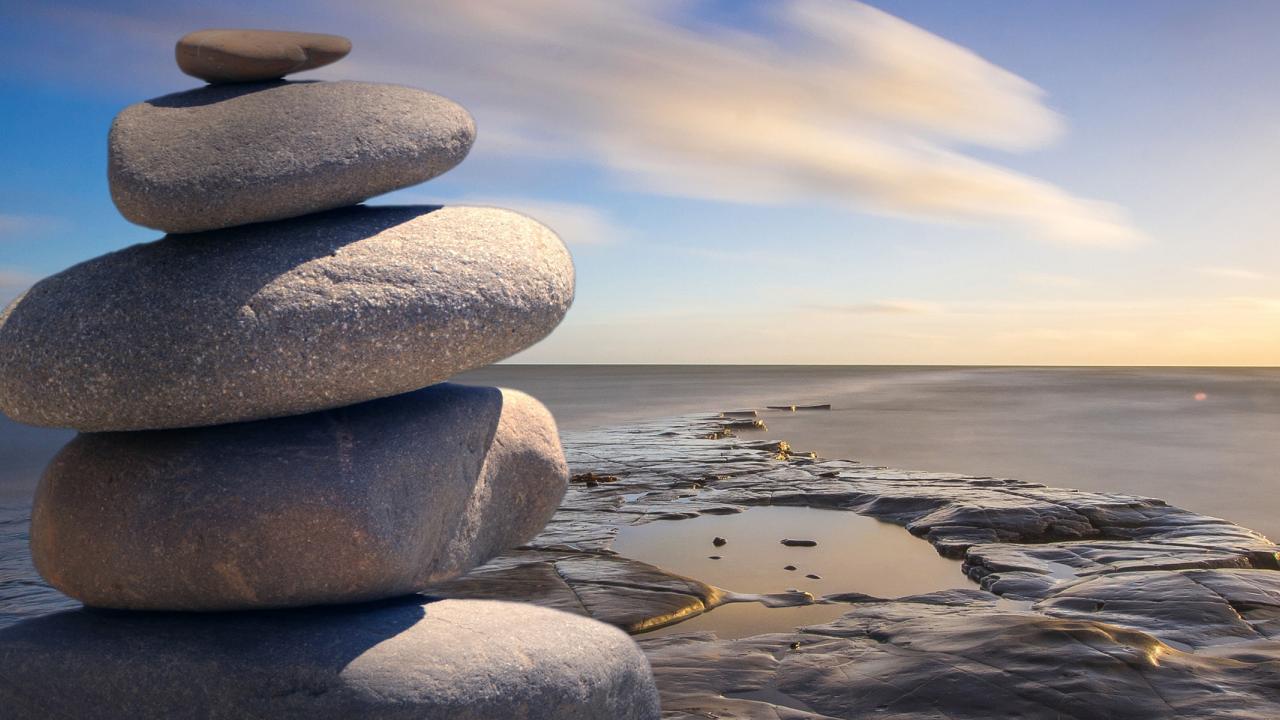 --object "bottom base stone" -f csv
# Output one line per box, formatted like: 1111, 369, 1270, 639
0, 597, 661, 719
